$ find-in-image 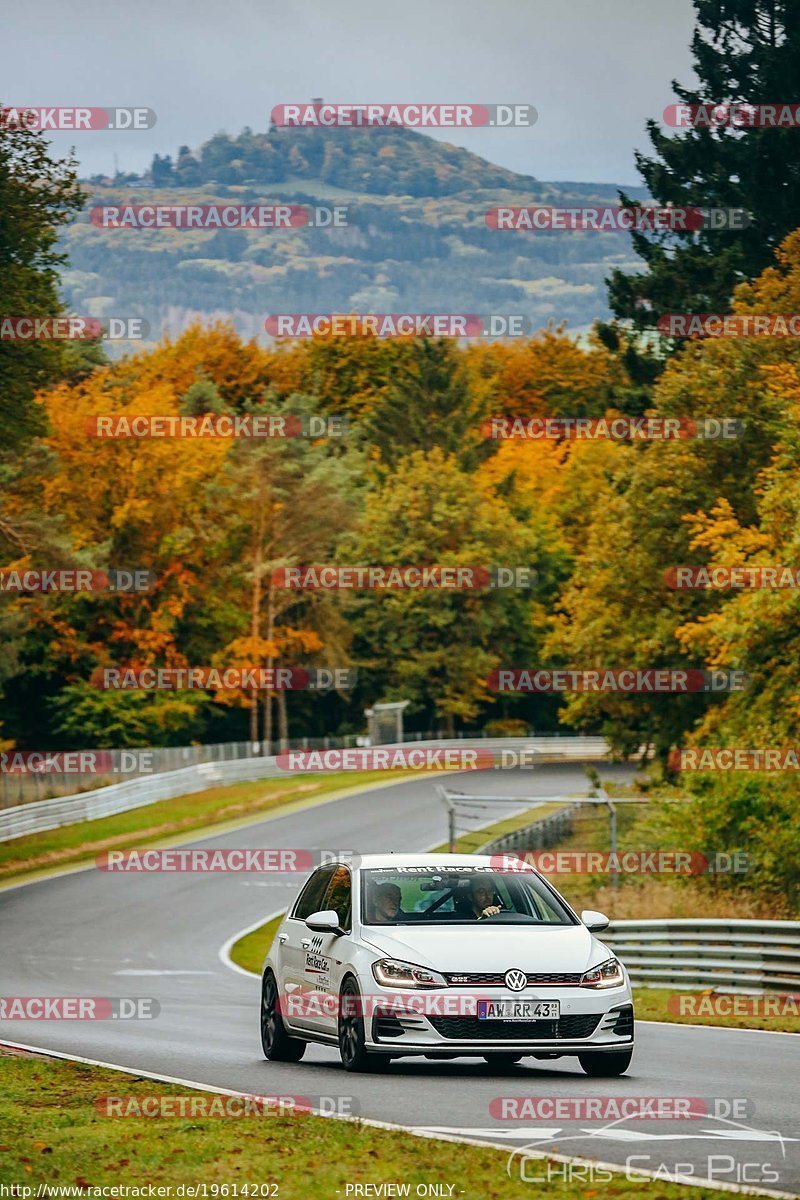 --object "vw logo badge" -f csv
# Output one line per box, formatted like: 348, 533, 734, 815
504, 968, 527, 992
